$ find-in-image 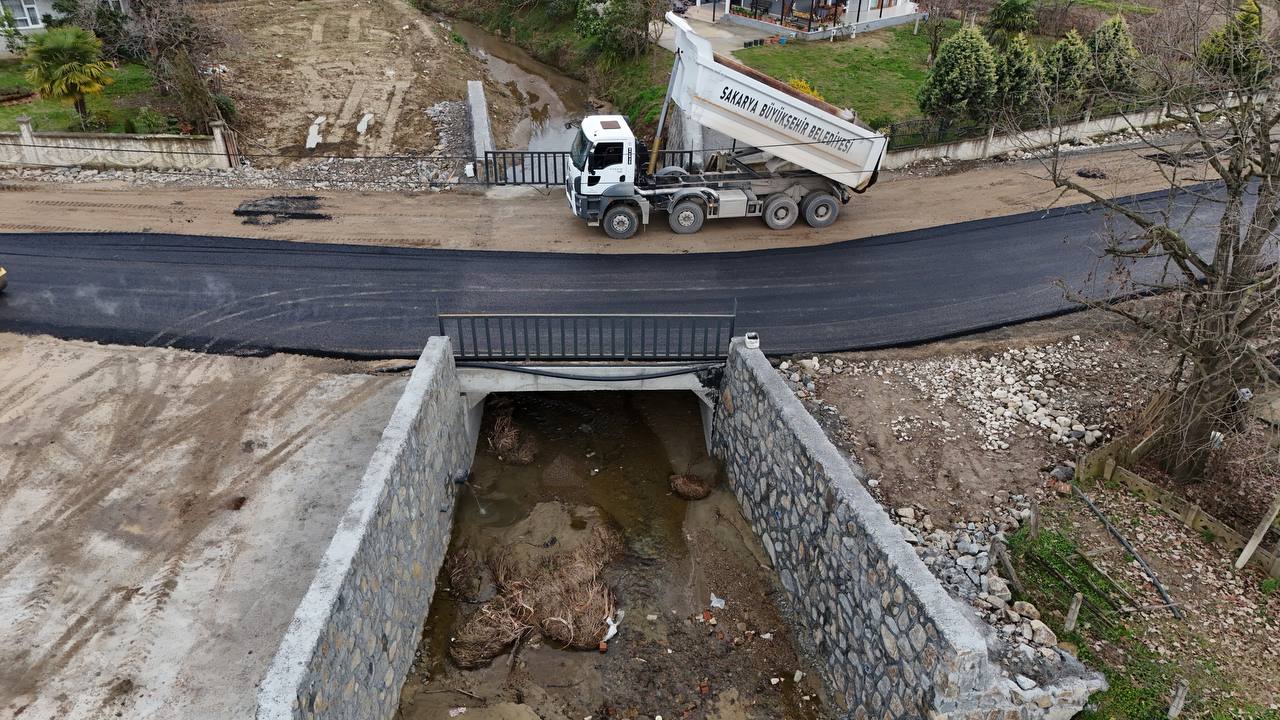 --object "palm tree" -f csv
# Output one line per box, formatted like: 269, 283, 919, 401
24, 27, 113, 127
